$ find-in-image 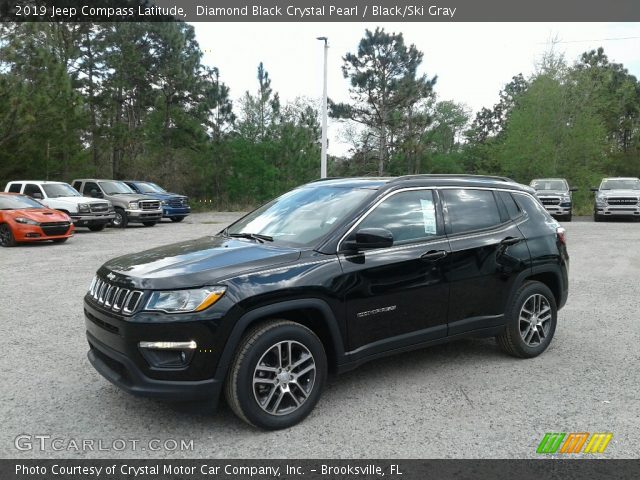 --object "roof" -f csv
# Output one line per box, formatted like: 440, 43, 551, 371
6, 180, 67, 184
306, 175, 529, 192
